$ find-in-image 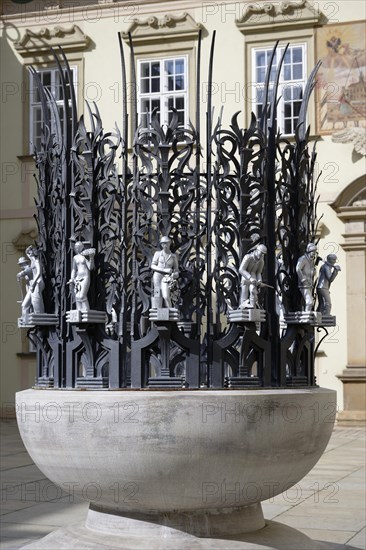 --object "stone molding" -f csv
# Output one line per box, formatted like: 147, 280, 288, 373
331, 175, 366, 211
122, 12, 202, 45
336, 207, 366, 221
331, 176, 366, 251
236, 0, 322, 33
337, 366, 366, 422
13, 229, 38, 252
332, 176, 366, 422
340, 232, 366, 252
14, 25, 90, 57
338, 366, 366, 381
